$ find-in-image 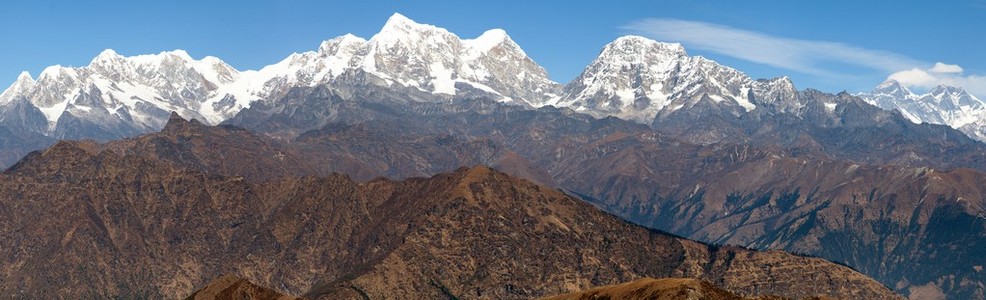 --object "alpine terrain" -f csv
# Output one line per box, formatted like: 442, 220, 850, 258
1, 12, 984, 300
860, 79, 986, 142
